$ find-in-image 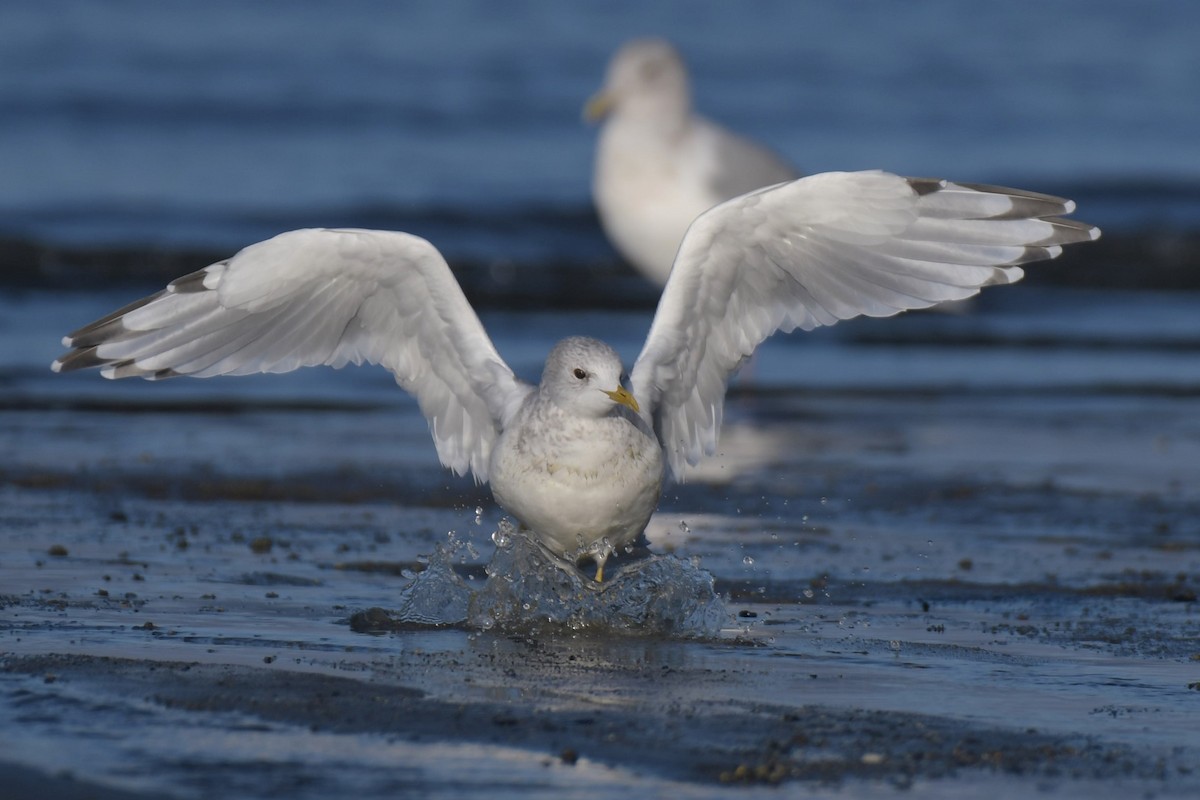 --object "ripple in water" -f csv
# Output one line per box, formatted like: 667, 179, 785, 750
355, 520, 728, 639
